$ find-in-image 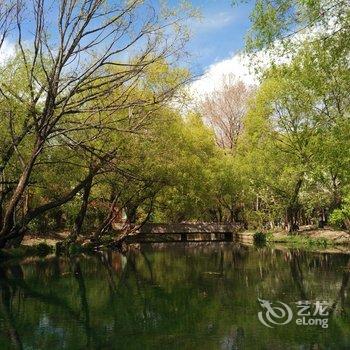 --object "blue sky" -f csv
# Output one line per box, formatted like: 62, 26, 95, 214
183, 0, 254, 74
0, 0, 256, 93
